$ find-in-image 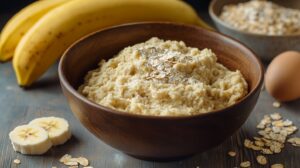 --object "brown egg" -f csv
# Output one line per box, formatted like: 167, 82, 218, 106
265, 51, 300, 102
